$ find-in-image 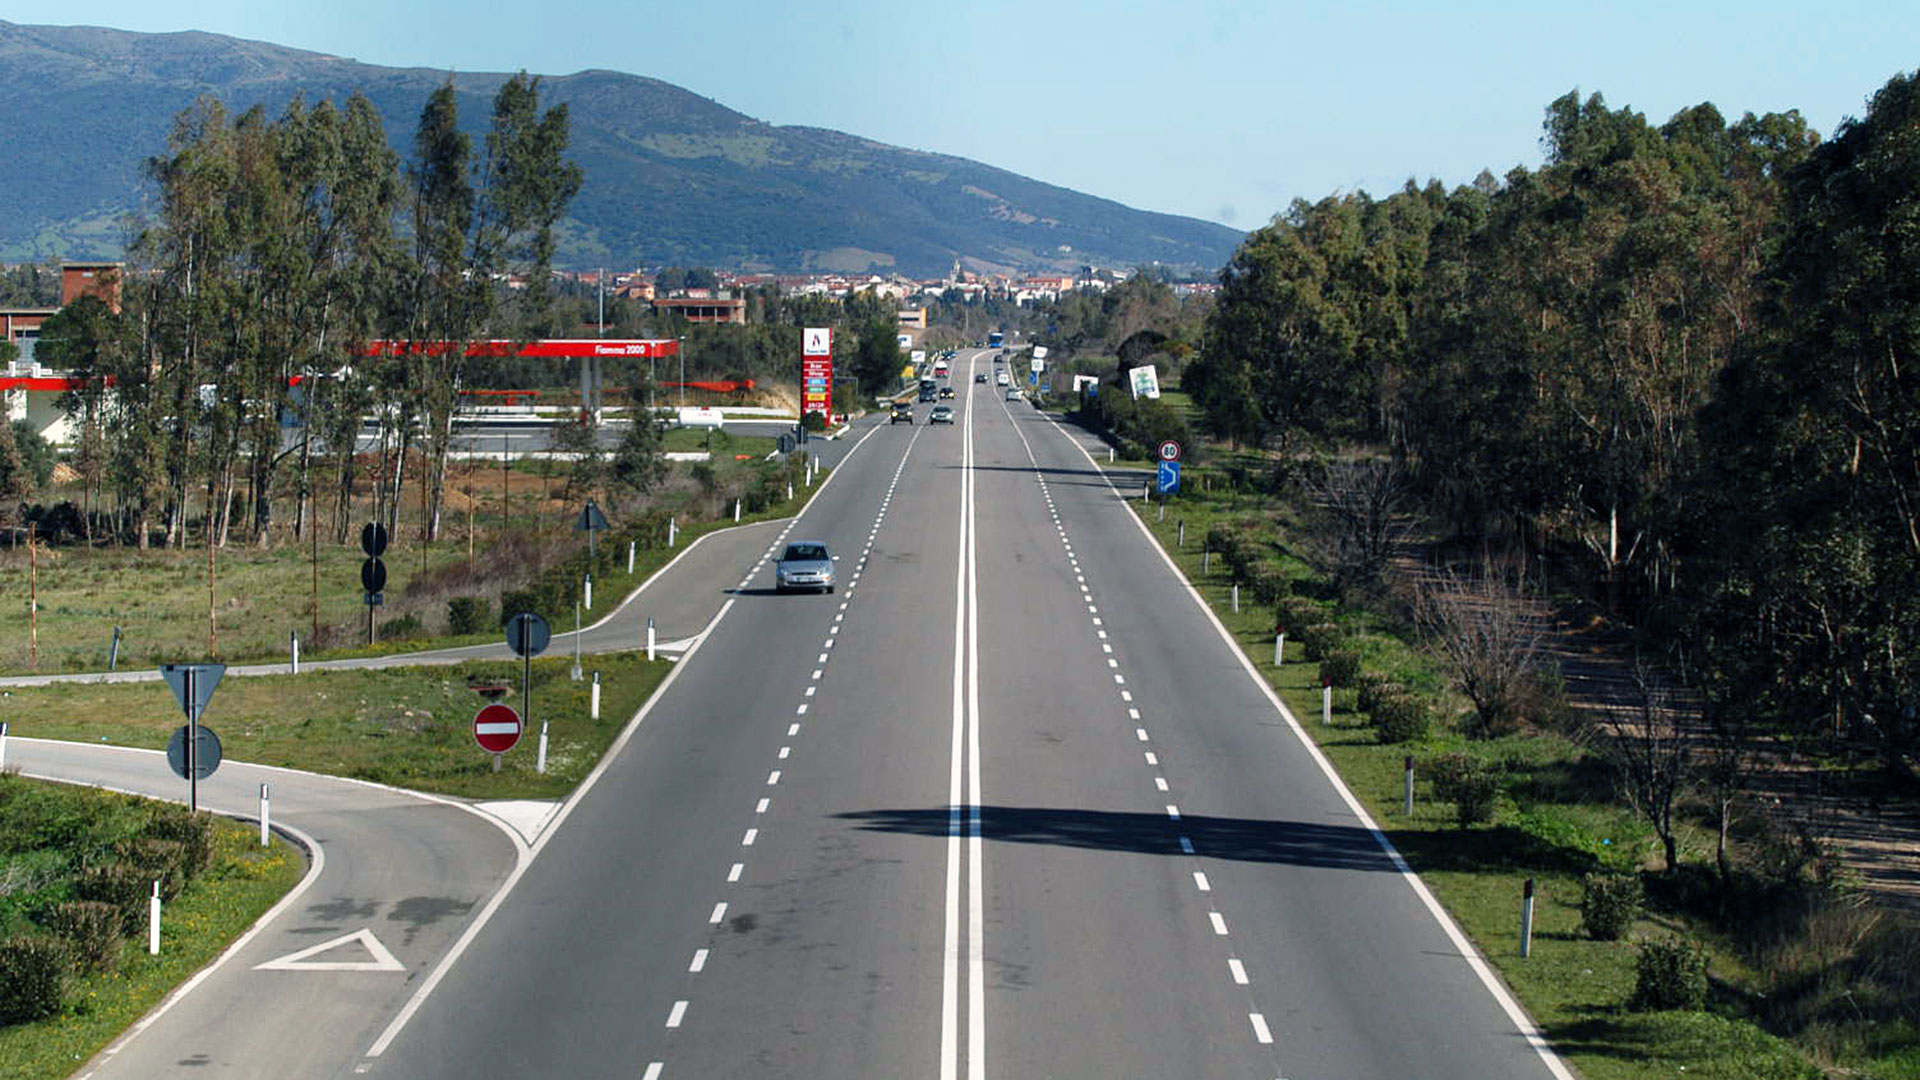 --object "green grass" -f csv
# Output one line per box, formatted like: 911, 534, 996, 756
2, 654, 671, 800
0, 806, 305, 1080
1131, 491, 1823, 1080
